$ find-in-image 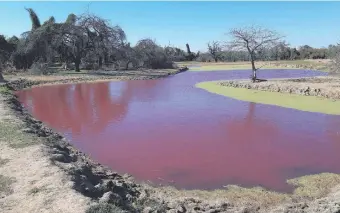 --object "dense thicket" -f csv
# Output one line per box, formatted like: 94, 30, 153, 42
0, 8, 196, 77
